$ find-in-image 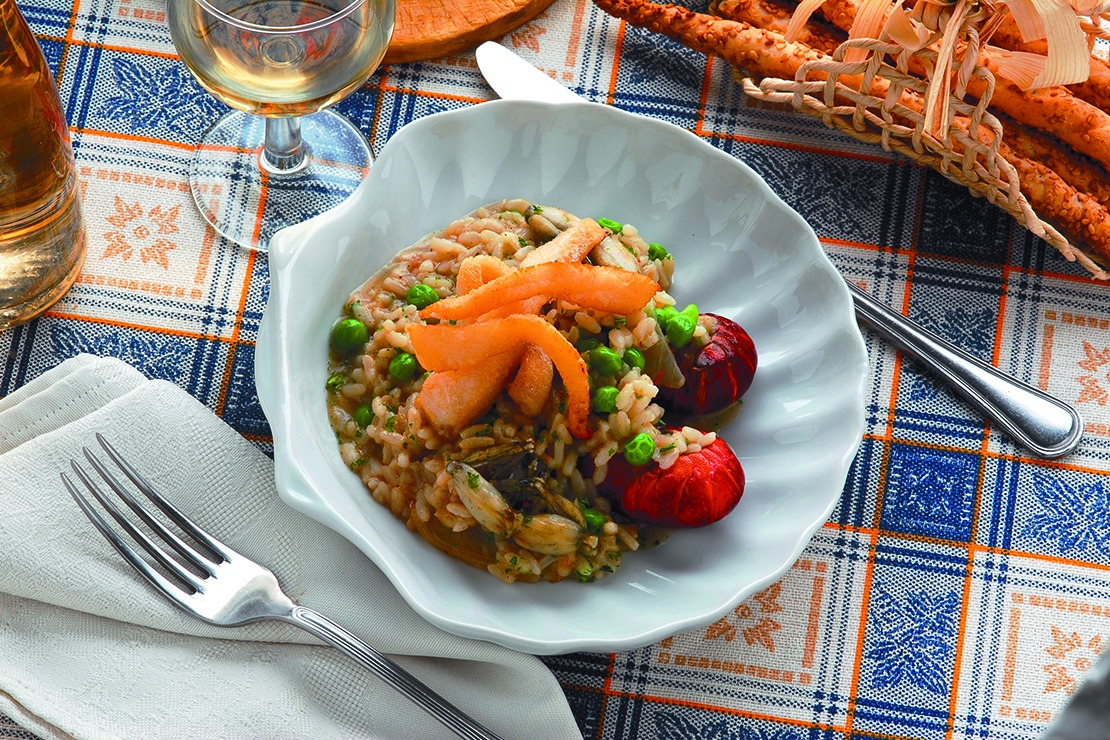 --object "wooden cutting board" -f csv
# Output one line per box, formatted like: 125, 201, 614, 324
382, 0, 558, 64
